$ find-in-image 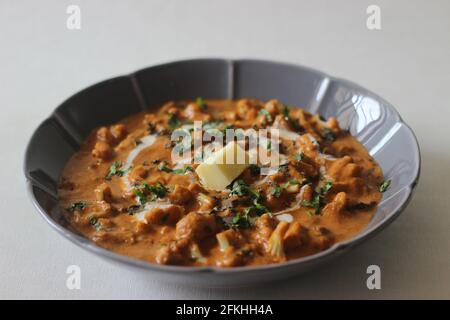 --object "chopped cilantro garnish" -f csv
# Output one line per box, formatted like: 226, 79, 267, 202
196, 97, 206, 110
133, 182, 168, 205
231, 212, 252, 229
252, 201, 269, 215
249, 190, 269, 216
258, 109, 273, 123
282, 179, 300, 188
320, 181, 333, 194
270, 179, 302, 198
282, 104, 303, 132
302, 181, 334, 215
158, 162, 193, 174
89, 216, 102, 231
66, 201, 86, 213
167, 112, 181, 130
105, 161, 131, 180
171, 166, 194, 174
230, 179, 251, 197
147, 182, 168, 198
229, 180, 269, 216
133, 188, 148, 206
282, 105, 290, 119
302, 193, 322, 214
294, 152, 305, 162
157, 162, 173, 173
271, 185, 283, 198
379, 180, 391, 193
